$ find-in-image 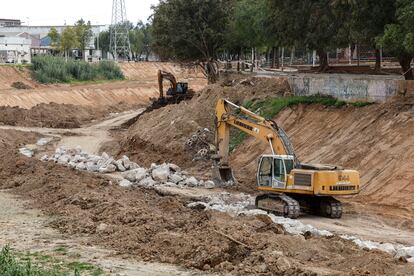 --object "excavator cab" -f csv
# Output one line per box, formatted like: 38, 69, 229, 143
257, 155, 295, 189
